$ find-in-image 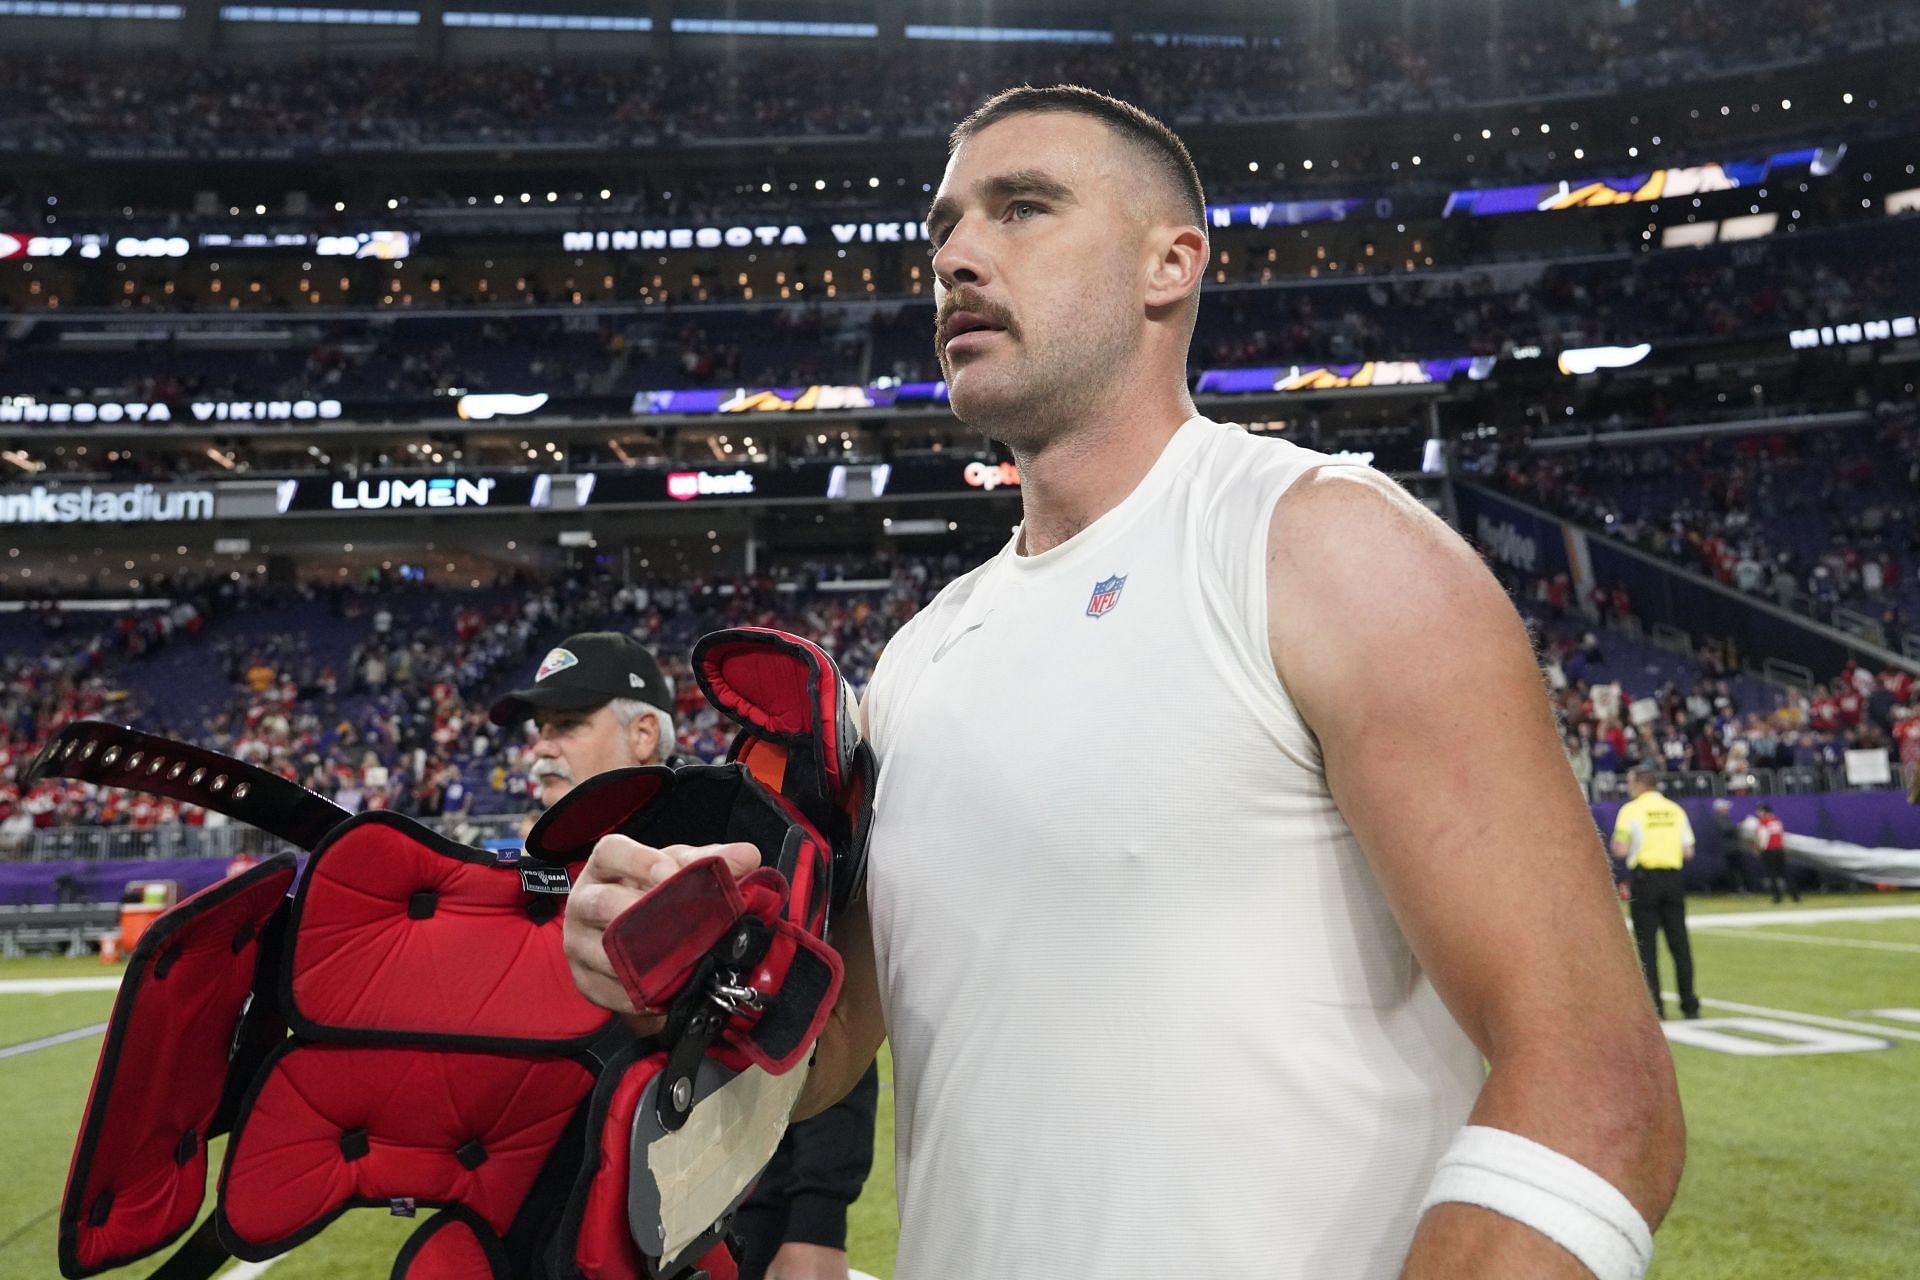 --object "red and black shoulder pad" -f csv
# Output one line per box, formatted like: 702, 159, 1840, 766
694, 627, 873, 917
